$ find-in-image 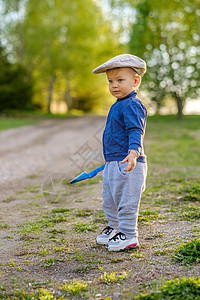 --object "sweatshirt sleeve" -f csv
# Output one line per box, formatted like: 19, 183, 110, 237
122, 102, 147, 153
